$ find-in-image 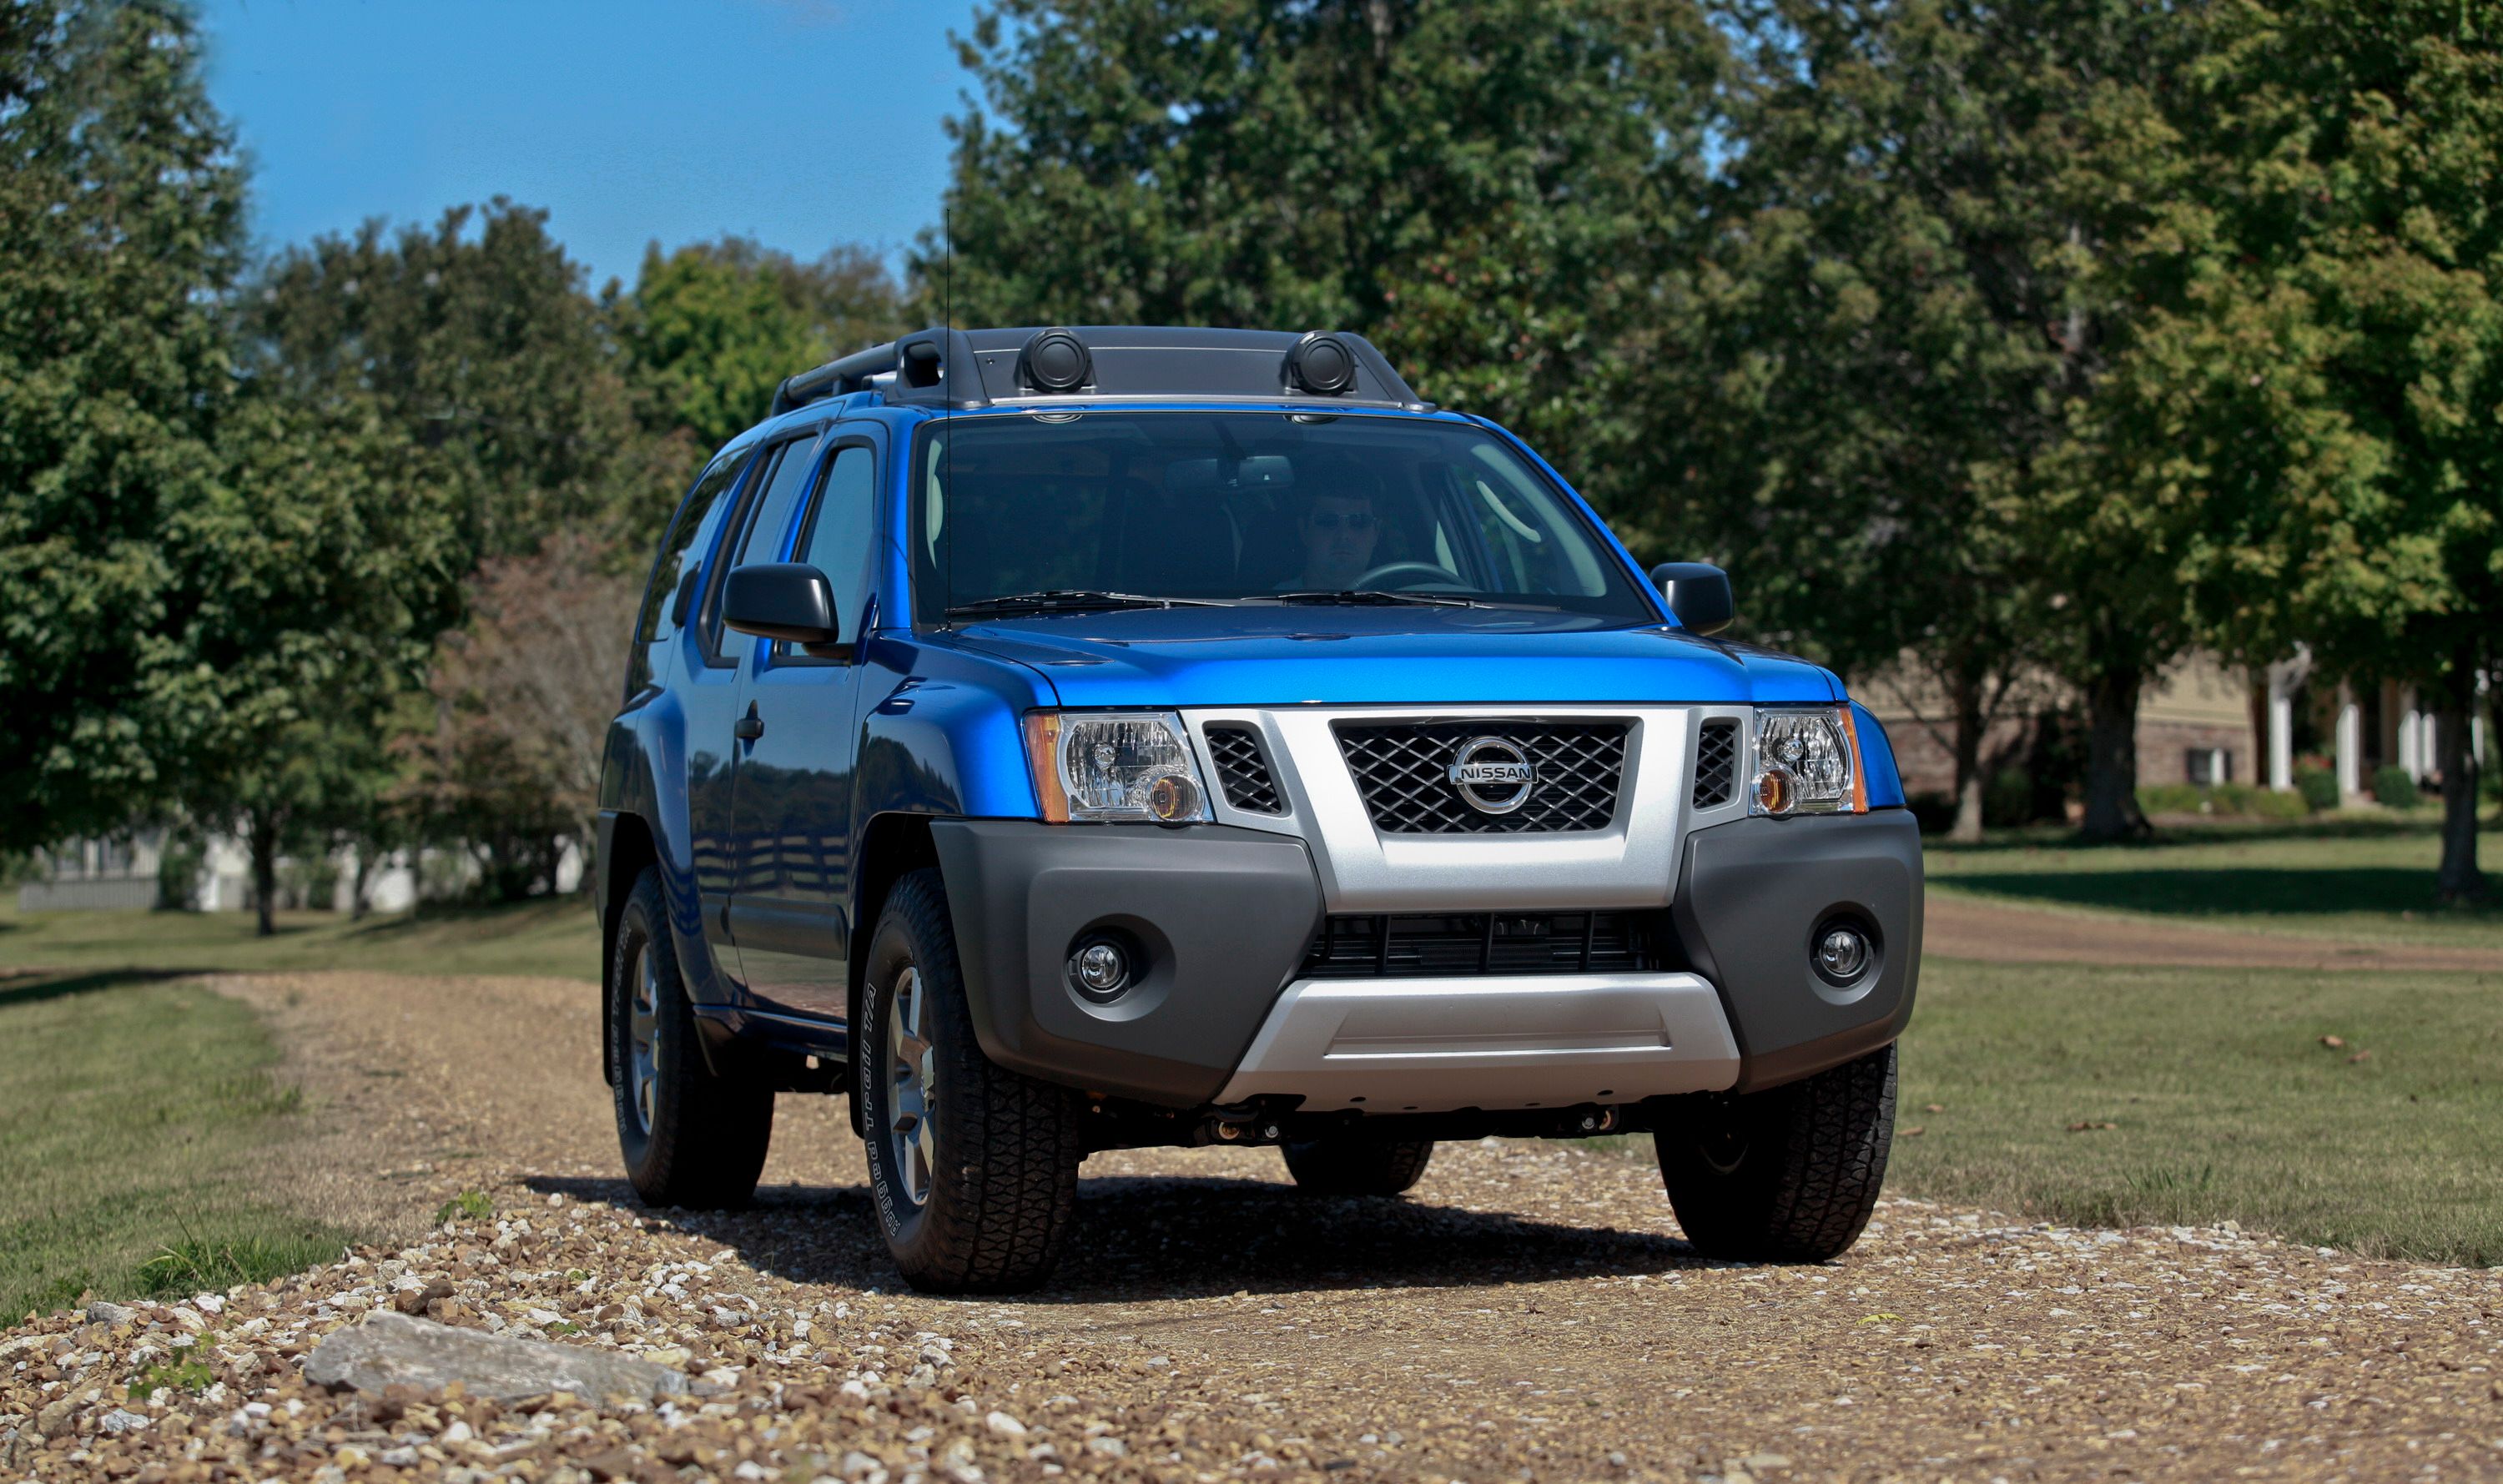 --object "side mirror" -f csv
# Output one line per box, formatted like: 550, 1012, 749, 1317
723, 563, 841, 648
1649, 561, 1734, 636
